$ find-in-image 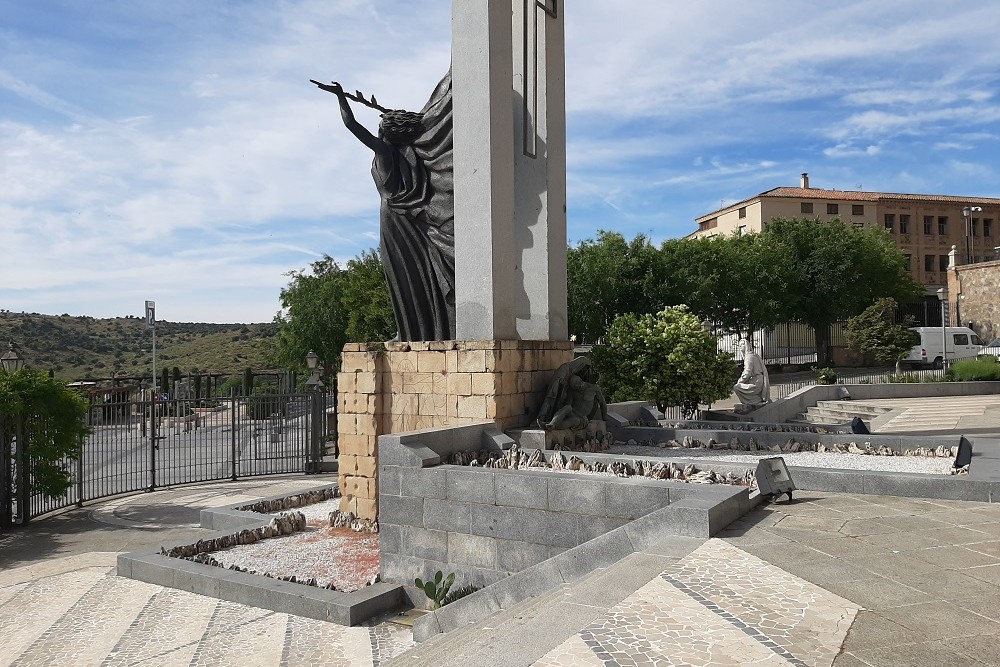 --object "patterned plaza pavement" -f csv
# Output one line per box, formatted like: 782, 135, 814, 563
535, 539, 859, 667
6, 478, 1000, 665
